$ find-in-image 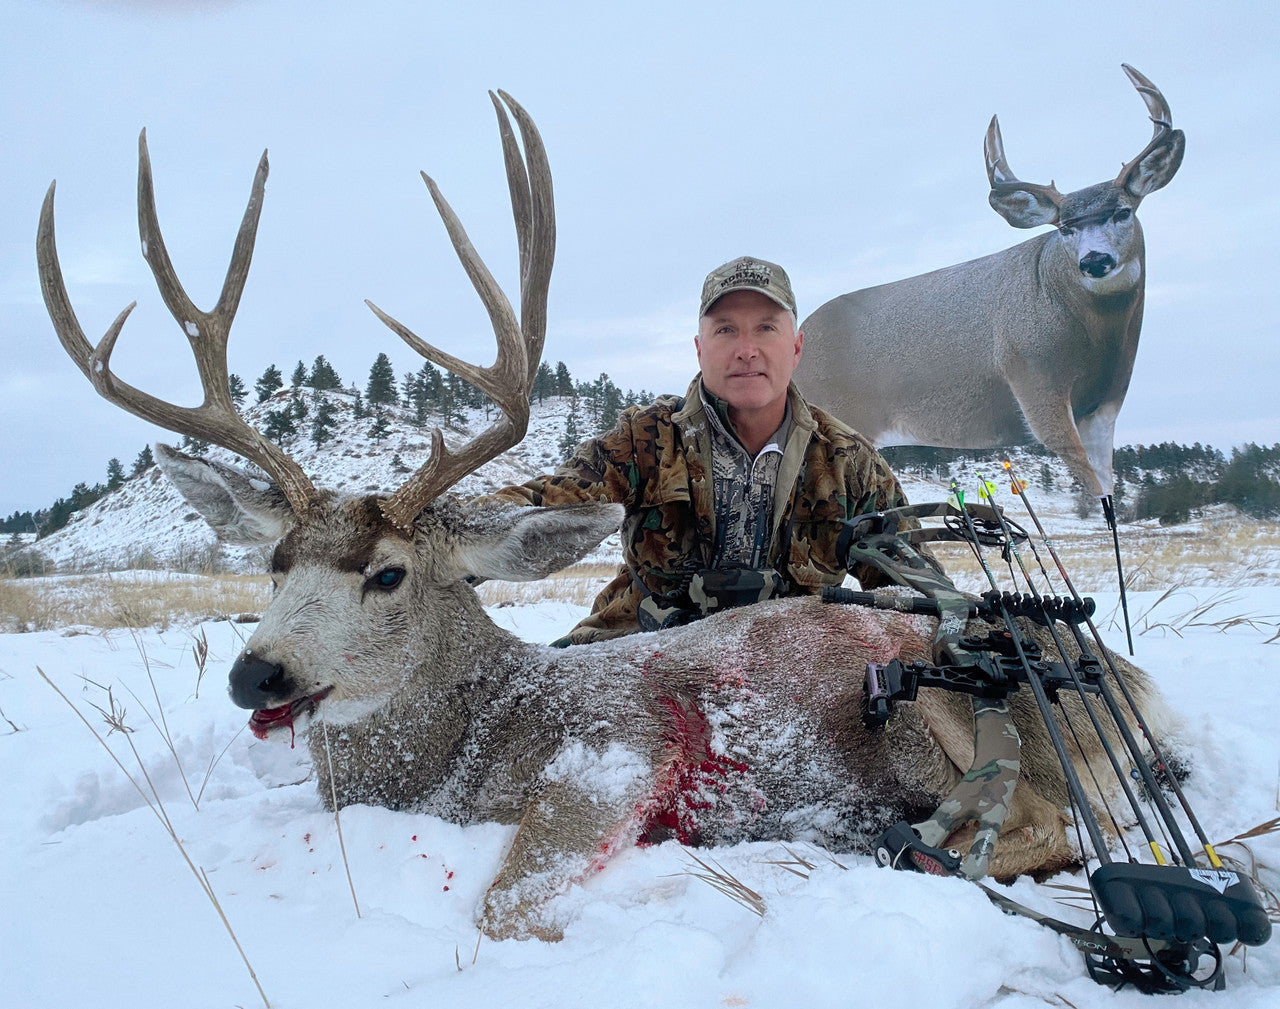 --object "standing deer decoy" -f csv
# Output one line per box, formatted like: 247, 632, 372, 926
39, 93, 1198, 949
795, 65, 1185, 498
